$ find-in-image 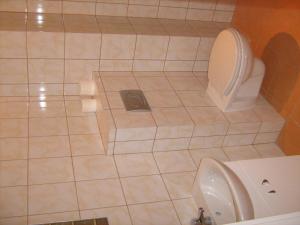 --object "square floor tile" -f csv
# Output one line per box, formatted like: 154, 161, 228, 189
121, 175, 169, 204
167, 76, 203, 91
76, 179, 125, 210
114, 153, 159, 177
0, 216, 27, 225
162, 172, 195, 199
29, 117, 68, 137
101, 76, 138, 92
29, 157, 74, 185
0, 186, 27, 218
0, 118, 28, 138
80, 206, 132, 225
144, 91, 182, 108
177, 91, 213, 107
29, 136, 71, 158
0, 138, 28, 160
128, 201, 181, 225
224, 145, 261, 161
254, 143, 285, 158
0, 160, 27, 187
136, 77, 172, 91
0, 102, 28, 119
189, 148, 228, 166
173, 198, 198, 225
154, 150, 196, 173
67, 116, 99, 135
65, 100, 95, 117
29, 101, 66, 118
73, 155, 118, 181
29, 182, 78, 215
70, 134, 105, 156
